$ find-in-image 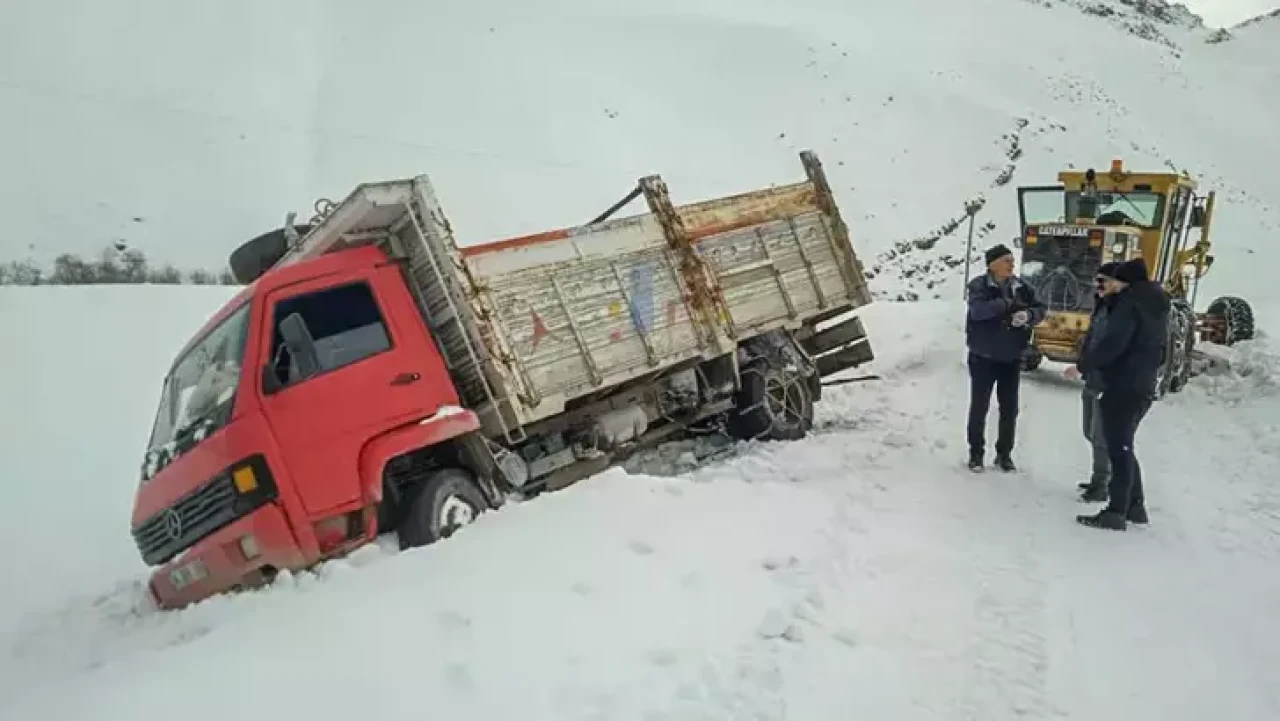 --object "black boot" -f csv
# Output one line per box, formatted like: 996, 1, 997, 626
1079, 483, 1108, 503
967, 450, 984, 473
994, 454, 1016, 472
1076, 509, 1126, 531
1126, 504, 1149, 525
